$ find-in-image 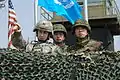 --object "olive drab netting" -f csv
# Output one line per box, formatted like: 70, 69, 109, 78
0, 48, 120, 80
